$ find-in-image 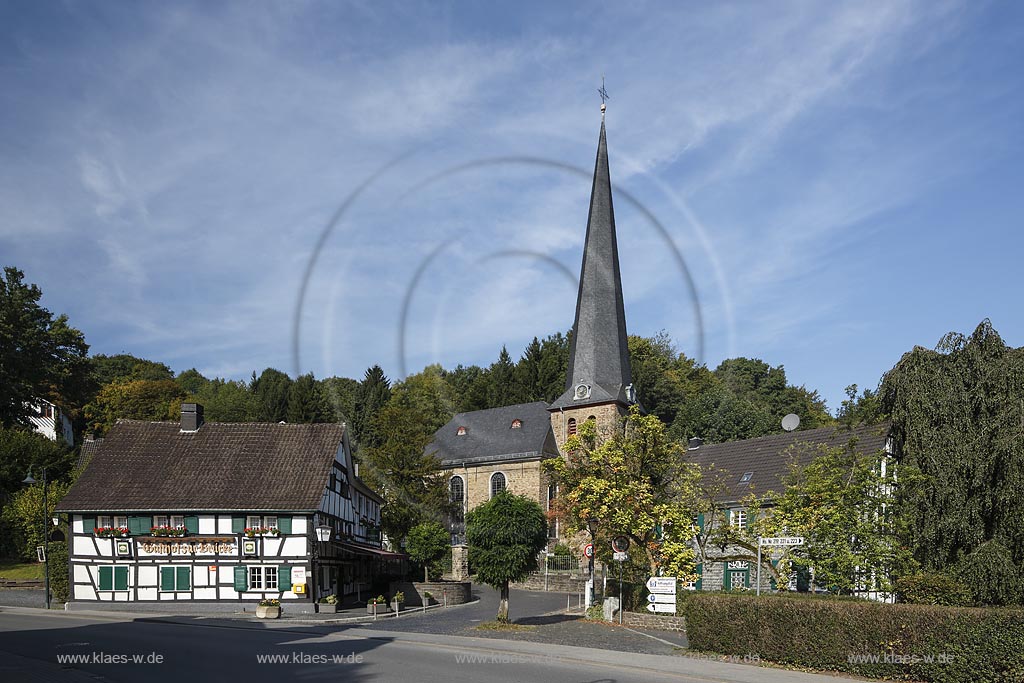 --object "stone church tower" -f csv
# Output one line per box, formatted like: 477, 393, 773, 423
549, 112, 636, 450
